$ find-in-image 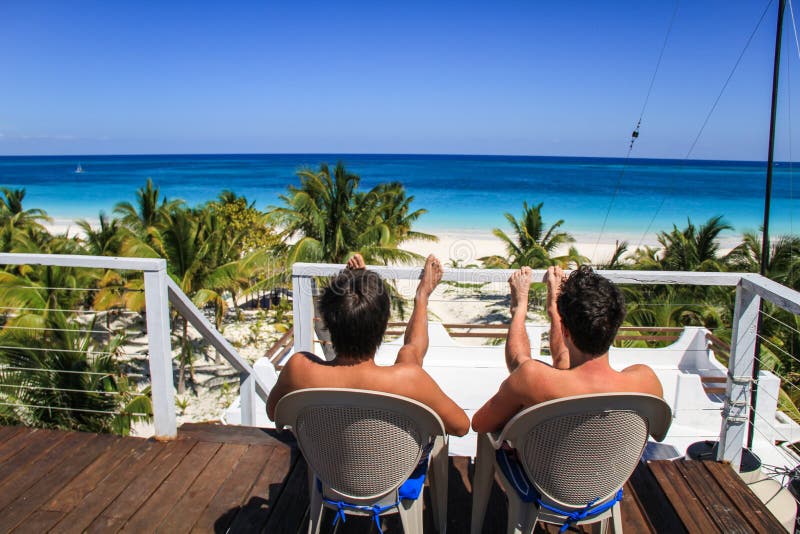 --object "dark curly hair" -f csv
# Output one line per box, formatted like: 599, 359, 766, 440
318, 269, 390, 360
556, 266, 626, 356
